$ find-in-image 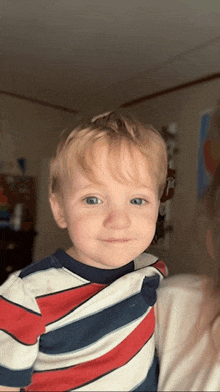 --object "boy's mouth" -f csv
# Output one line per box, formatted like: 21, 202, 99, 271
100, 238, 132, 243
